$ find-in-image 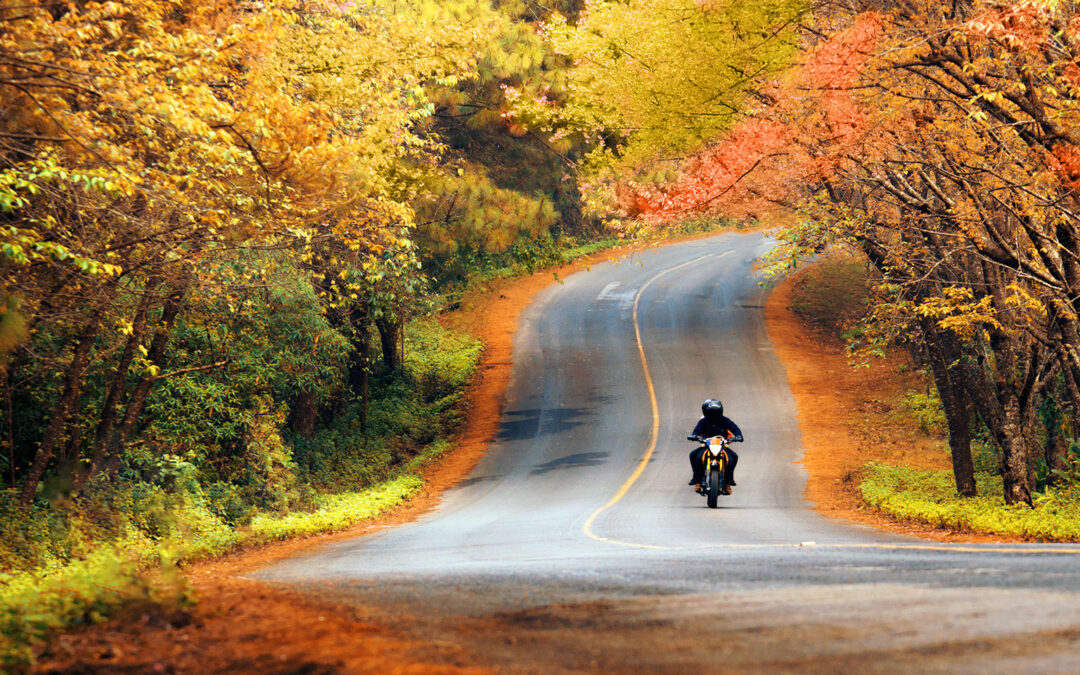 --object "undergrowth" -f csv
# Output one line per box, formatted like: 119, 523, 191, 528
786, 252, 871, 334
0, 319, 479, 668
860, 463, 1080, 541
0, 474, 424, 668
